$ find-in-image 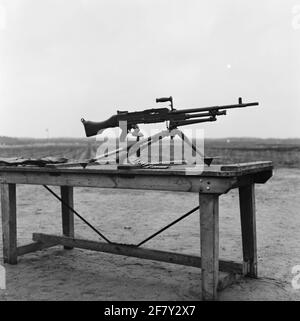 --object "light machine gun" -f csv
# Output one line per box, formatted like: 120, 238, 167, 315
81, 97, 258, 167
